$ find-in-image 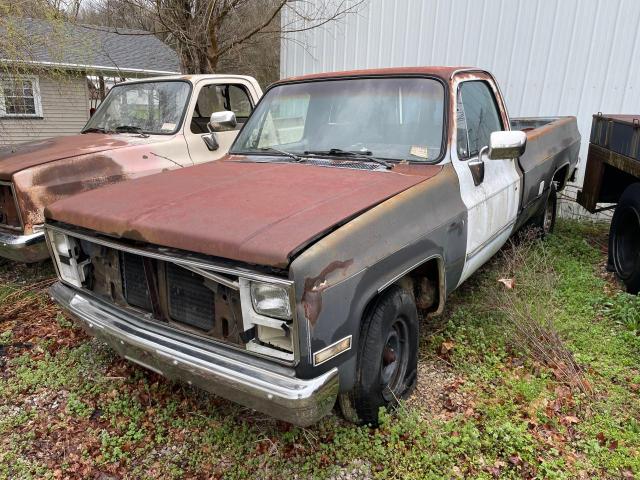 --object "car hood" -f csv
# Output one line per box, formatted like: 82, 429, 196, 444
0, 133, 167, 180
46, 157, 442, 268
